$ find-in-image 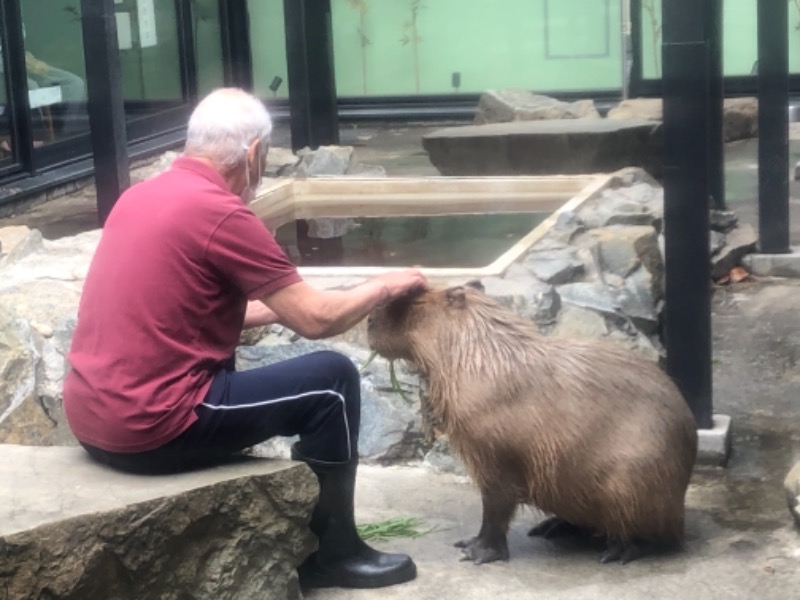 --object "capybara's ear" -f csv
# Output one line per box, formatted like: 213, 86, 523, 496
464, 279, 484, 292
445, 286, 468, 309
